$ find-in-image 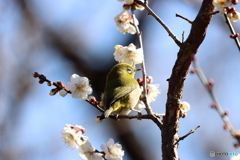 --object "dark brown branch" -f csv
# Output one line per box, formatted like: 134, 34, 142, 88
109, 113, 165, 120
176, 13, 193, 24
208, 11, 219, 16
162, 1, 214, 160
174, 126, 200, 145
